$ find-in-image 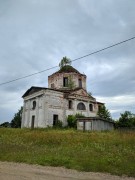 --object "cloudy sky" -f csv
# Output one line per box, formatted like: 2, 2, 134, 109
0, 0, 135, 124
